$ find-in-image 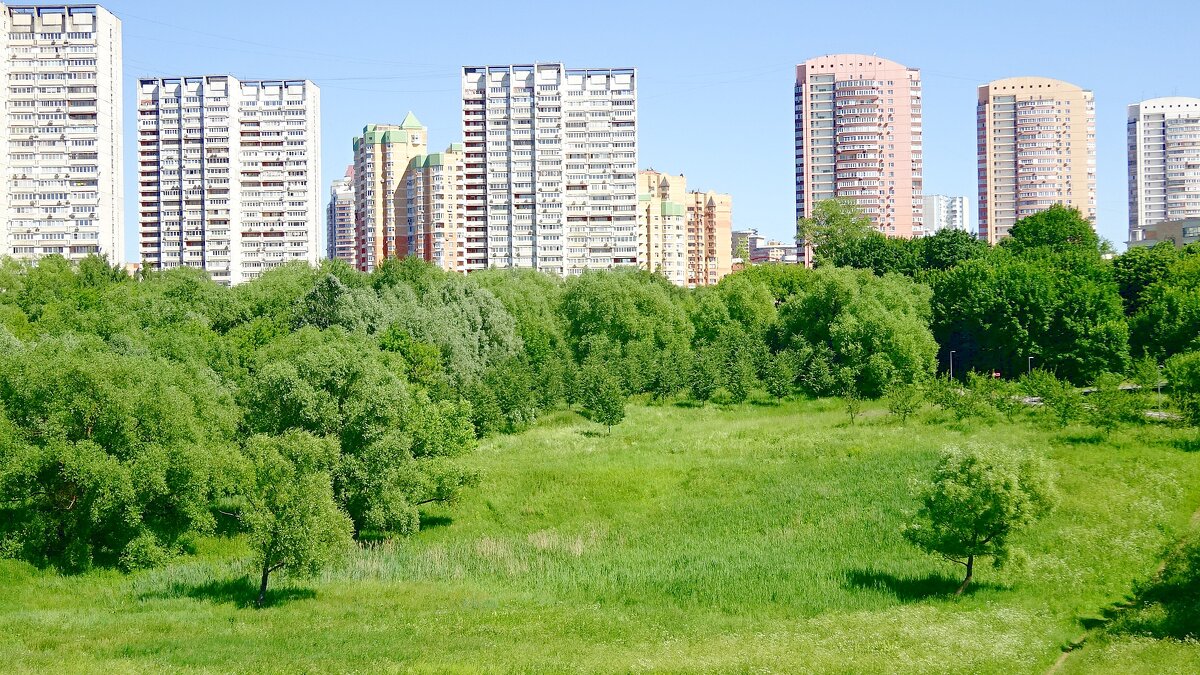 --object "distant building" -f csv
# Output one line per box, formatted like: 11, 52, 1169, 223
463, 64, 638, 275
353, 115, 427, 272
794, 54, 924, 240
924, 195, 971, 235
977, 77, 1095, 244
2, 5, 124, 264
1128, 97, 1200, 244
684, 190, 732, 287
732, 228, 757, 260
1129, 217, 1200, 249
403, 144, 468, 273
138, 76, 322, 285
749, 239, 799, 264
326, 166, 354, 263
